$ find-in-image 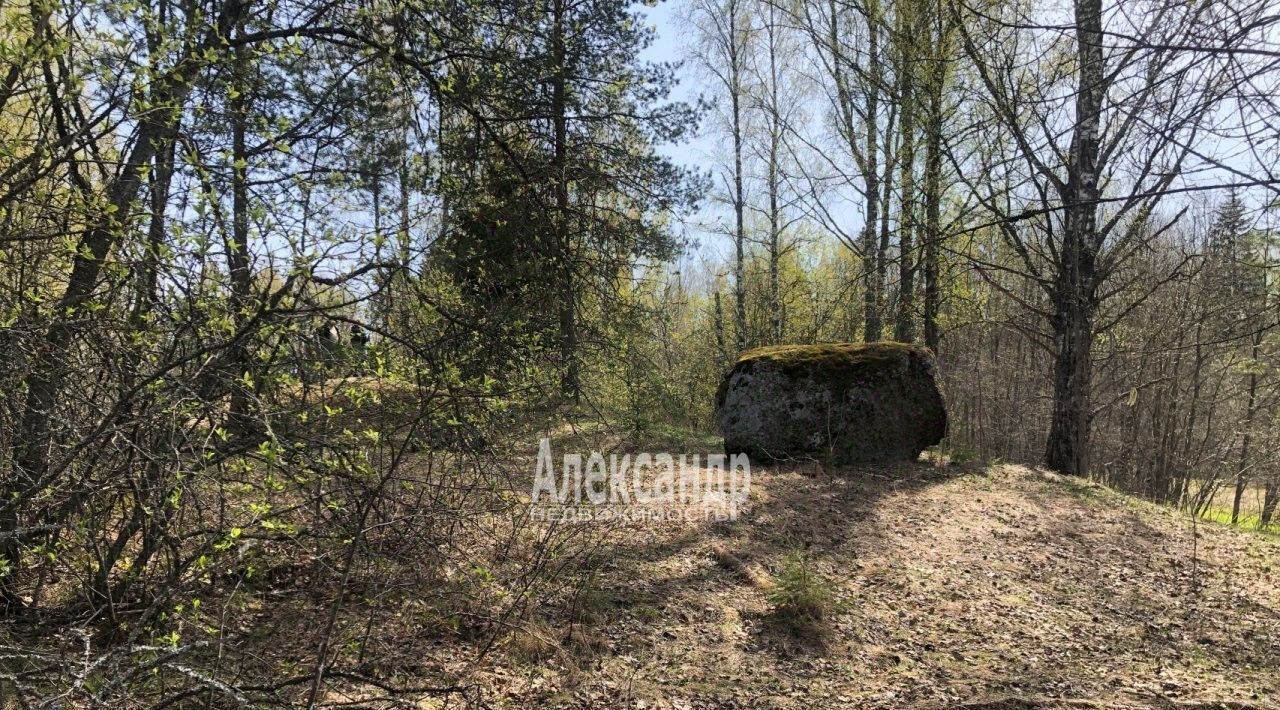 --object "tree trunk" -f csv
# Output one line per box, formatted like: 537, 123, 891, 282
1261, 479, 1278, 528
729, 0, 748, 352
226, 27, 254, 431
765, 6, 783, 345
1178, 322, 1206, 507
1044, 297, 1094, 475
893, 3, 917, 344
552, 0, 578, 402
714, 289, 727, 365
875, 101, 897, 343
1231, 333, 1261, 524
133, 117, 178, 330
1043, 0, 1103, 477
920, 19, 944, 352
861, 0, 882, 342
